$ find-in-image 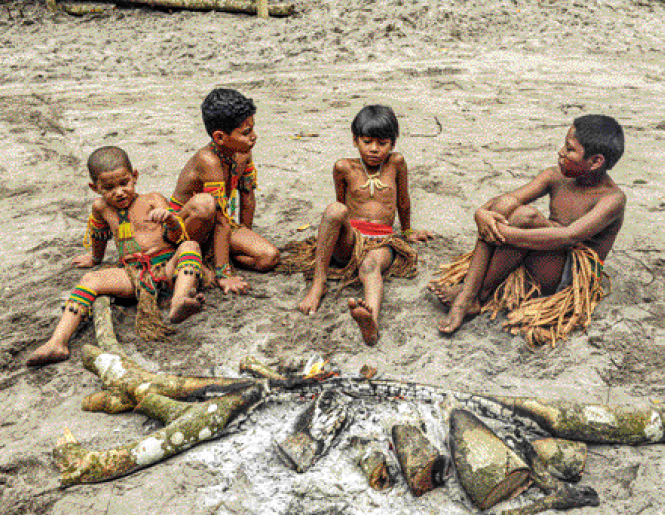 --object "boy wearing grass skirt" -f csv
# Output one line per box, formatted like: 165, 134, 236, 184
279, 105, 432, 346
429, 115, 625, 348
